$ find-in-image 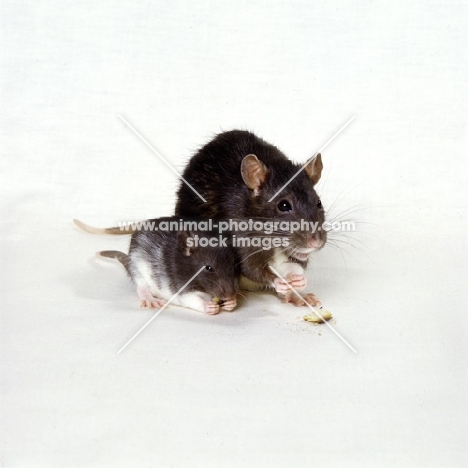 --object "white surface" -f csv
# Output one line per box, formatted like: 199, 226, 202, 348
1, 0, 467, 466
